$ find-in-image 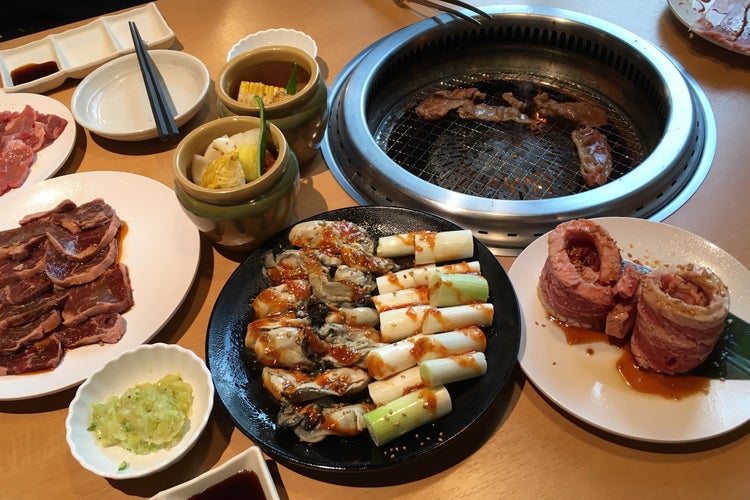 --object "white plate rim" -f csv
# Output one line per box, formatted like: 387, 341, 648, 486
668, 0, 750, 56
0, 91, 76, 192
227, 28, 318, 61
0, 171, 201, 400
71, 50, 209, 141
509, 216, 750, 443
